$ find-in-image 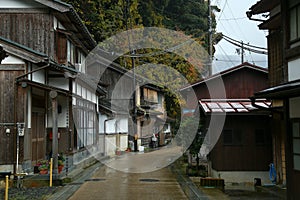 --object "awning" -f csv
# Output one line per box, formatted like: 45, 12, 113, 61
253, 80, 300, 99
17, 79, 70, 96
199, 99, 270, 114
